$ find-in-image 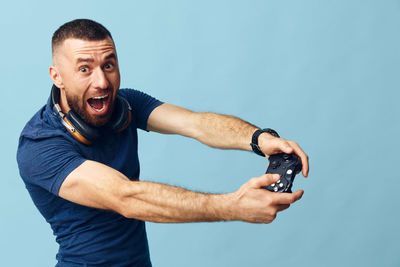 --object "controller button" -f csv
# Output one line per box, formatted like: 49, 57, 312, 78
271, 183, 275, 187
274, 187, 278, 192
286, 169, 293, 175
279, 183, 284, 187
277, 180, 280, 183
